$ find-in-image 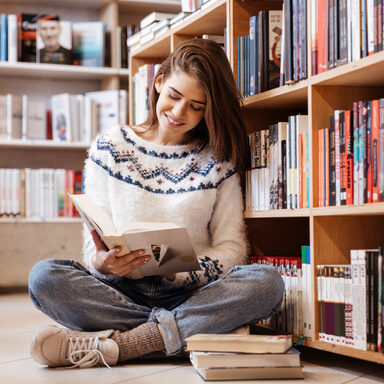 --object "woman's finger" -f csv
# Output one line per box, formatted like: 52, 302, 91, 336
91, 230, 108, 251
